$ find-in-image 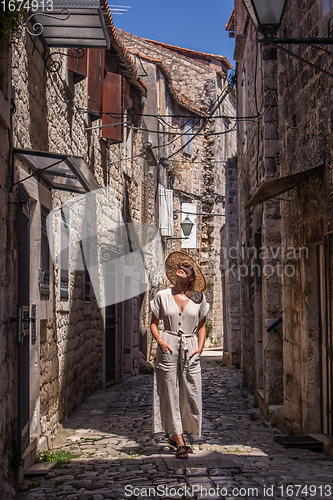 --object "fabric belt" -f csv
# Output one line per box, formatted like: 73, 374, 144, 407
165, 329, 196, 370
